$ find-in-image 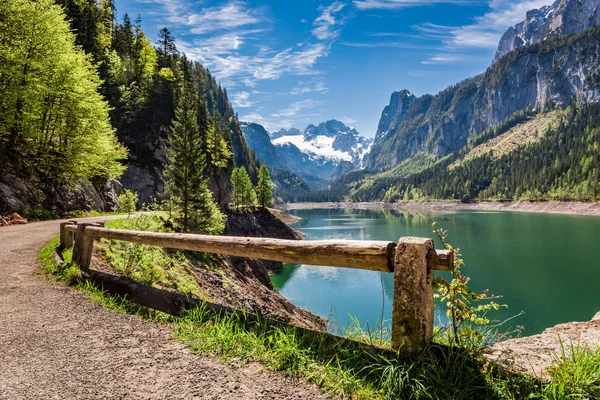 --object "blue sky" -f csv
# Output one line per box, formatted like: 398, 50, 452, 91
114, 0, 550, 137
